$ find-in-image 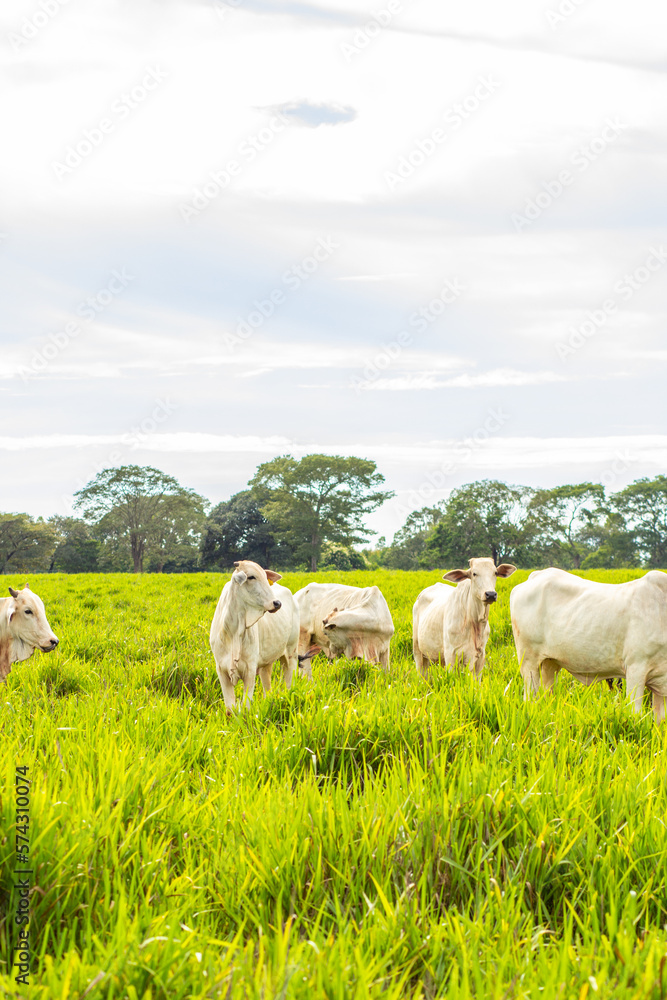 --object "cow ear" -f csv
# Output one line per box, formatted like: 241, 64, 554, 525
24, 583, 30, 590
496, 564, 517, 578
265, 570, 282, 584
9, 587, 19, 598
443, 569, 470, 583
232, 570, 247, 585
